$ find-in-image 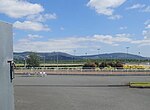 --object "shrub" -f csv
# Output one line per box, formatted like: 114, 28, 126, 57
99, 61, 123, 69
82, 62, 97, 69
